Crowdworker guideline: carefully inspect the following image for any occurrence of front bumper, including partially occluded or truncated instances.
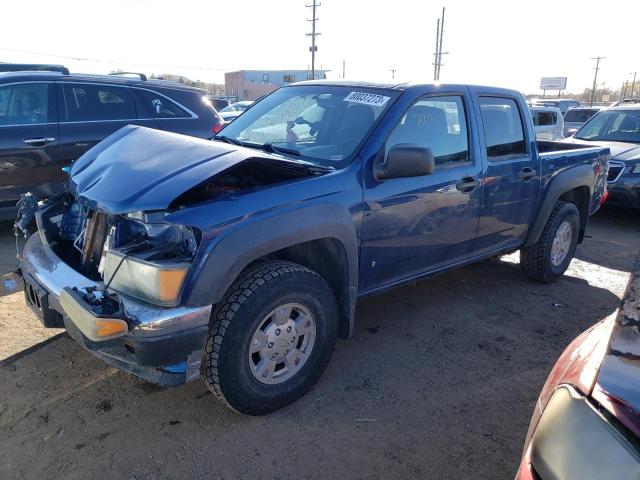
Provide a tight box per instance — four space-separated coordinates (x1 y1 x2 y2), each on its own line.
20 233 212 386
607 175 640 209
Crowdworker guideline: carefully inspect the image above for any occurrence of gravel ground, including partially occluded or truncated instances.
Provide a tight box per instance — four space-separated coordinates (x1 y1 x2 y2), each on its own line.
1 206 639 480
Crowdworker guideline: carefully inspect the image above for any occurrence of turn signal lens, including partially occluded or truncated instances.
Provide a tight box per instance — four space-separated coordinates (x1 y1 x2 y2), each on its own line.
96 318 128 338
157 268 188 304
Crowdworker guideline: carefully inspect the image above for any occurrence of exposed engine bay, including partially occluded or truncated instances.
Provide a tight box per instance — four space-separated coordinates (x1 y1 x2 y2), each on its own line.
169 158 315 210
36 193 198 282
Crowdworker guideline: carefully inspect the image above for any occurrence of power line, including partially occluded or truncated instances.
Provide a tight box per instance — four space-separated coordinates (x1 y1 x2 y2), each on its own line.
0 47 233 72
305 0 321 79
589 56 605 106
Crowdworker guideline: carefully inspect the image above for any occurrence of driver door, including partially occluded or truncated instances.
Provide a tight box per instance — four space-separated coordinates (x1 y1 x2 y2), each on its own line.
359 92 483 292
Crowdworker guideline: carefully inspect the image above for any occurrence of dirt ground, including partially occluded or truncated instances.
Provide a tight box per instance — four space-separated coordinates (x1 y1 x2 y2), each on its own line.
1 206 639 480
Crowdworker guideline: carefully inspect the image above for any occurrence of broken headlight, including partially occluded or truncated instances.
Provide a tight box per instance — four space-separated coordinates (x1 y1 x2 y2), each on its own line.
102 217 199 307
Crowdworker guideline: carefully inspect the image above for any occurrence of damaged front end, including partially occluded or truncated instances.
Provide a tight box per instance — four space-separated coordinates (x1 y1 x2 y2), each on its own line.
18 192 211 385
39 194 198 307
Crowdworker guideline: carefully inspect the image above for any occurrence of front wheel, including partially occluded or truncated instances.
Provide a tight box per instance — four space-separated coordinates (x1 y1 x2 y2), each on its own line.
201 260 338 415
520 201 580 283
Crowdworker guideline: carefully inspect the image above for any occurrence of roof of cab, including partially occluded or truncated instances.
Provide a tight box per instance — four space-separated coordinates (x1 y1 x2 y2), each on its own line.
291 79 407 89
289 80 525 96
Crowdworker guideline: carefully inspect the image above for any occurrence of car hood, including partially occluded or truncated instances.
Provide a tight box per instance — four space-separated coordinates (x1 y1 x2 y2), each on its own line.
592 262 640 438
70 125 304 214
563 137 640 161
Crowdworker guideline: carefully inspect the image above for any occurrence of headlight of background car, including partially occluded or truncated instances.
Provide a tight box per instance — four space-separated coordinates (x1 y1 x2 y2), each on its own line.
103 250 189 307
630 164 640 174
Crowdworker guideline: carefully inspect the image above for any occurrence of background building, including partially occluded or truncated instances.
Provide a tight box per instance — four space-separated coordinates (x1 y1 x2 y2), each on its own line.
225 69 329 101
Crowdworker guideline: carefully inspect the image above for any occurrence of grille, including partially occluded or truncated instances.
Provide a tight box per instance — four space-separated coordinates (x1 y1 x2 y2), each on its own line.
607 161 625 183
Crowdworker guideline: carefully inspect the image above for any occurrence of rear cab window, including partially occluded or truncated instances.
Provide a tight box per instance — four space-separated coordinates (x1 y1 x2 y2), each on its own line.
479 97 527 160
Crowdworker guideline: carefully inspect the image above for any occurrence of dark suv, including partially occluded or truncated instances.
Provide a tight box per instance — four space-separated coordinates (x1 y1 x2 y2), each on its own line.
0 68 224 219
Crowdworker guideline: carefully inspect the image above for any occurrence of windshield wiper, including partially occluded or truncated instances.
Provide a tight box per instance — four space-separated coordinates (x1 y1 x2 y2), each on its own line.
213 135 243 146
261 144 301 156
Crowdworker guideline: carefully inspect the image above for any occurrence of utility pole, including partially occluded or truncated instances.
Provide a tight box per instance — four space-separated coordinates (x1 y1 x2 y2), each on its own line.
437 7 445 80
389 69 396 79
631 71 638 98
342 59 345 79
589 56 605 107
433 18 440 81
306 0 321 80
432 8 448 81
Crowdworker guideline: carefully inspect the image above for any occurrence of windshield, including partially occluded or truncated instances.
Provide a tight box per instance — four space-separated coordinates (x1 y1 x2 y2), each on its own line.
575 110 640 143
564 109 599 123
216 85 400 167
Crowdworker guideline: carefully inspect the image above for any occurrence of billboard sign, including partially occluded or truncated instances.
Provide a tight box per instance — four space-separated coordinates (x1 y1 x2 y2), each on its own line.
540 77 567 90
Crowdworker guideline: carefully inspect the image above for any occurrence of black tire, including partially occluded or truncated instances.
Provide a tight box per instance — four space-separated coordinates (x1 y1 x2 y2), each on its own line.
520 201 580 283
201 260 338 415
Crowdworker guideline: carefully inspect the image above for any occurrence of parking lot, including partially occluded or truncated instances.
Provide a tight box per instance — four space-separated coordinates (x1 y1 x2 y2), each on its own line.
0 206 637 480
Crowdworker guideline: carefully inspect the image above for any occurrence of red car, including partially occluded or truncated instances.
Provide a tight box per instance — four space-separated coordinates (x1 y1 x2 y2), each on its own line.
516 260 640 479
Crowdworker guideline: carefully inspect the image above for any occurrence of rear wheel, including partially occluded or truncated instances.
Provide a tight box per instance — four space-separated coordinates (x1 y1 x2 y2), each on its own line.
201 260 338 415
520 201 580 283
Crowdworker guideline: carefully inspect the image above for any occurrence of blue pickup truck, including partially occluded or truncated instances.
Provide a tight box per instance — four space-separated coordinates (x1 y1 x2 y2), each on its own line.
15 81 609 415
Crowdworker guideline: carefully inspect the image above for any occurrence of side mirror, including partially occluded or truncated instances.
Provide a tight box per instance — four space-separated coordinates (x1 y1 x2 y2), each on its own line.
374 144 435 180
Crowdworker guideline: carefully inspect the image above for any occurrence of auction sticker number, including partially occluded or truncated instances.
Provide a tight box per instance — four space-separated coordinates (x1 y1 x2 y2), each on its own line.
343 91 390 107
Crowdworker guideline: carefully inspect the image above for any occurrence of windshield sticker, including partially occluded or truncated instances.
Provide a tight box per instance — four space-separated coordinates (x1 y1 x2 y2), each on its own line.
343 91 390 107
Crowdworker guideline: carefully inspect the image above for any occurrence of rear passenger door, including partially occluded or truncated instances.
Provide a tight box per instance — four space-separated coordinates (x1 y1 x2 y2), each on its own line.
58 82 156 166
472 96 540 254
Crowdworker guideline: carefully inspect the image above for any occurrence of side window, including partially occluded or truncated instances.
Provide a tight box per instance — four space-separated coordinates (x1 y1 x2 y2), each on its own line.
0 83 50 125
479 97 527 160
63 83 136 122
386 95 470 168
135 89 191 118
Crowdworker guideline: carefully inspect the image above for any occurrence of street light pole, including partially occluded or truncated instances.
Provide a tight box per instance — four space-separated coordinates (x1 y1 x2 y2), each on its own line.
631 71 638 98
589 56 605 107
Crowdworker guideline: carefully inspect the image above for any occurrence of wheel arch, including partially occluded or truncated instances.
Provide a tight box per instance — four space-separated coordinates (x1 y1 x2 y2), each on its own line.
524 165 594 247
183 204 358 339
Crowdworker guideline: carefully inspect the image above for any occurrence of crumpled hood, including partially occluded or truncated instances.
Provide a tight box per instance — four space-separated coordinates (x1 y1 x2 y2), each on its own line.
71 125 257 214
563 137 640 161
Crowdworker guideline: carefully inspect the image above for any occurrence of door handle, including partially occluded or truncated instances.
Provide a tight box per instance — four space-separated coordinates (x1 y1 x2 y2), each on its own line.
519 167 537 180
23 137 56 146
456 176 479 193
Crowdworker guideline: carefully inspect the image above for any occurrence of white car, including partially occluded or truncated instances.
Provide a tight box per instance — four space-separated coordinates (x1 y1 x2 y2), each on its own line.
219 101 254 122
530 106 564 141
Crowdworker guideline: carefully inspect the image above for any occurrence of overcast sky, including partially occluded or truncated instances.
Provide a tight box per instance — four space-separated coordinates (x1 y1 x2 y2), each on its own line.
1 0 637 94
